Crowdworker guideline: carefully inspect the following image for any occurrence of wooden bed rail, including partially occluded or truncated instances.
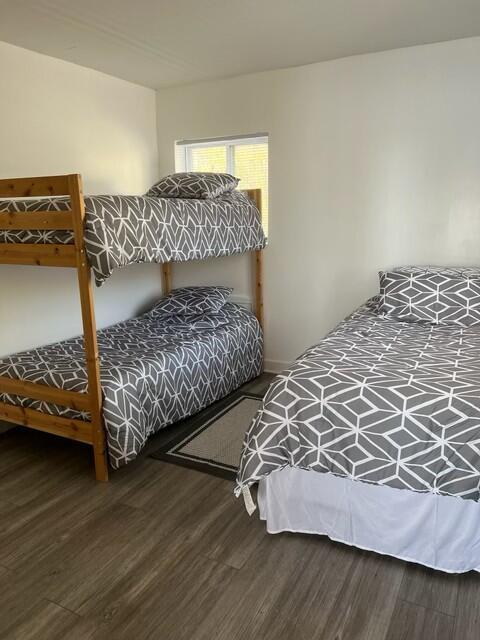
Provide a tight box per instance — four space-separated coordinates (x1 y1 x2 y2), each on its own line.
0 402 94 444
0 210 75 230
0 376 90 411
0 244 77 267
0 175 72 198
0 173 108 481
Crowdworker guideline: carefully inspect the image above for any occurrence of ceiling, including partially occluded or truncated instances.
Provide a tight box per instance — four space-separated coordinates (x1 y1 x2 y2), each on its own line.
1 0 480 89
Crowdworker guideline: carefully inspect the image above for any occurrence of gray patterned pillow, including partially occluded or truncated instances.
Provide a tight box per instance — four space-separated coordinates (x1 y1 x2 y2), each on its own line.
379 266 480 327
146 173 239 199
152 286 233 317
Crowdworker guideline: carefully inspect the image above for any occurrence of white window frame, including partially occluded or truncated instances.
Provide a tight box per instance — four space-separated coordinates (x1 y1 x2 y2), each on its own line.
178 134 268 174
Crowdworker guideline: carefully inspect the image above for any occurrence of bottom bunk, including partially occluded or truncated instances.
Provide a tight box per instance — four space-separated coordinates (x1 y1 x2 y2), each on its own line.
0 301 263 469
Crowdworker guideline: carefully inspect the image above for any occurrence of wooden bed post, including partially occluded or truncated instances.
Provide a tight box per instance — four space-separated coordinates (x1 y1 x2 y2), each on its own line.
246 189 264 331
69 174 108 482
254 249 264 330
161 262 172 295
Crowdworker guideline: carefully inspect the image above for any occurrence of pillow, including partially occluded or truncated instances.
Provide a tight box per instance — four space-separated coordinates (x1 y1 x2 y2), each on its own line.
378 266 480 327
152 286 232 317
146 173 239 199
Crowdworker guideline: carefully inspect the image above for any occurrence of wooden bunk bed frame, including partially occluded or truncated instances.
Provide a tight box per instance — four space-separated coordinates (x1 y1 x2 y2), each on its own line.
0 174 264 482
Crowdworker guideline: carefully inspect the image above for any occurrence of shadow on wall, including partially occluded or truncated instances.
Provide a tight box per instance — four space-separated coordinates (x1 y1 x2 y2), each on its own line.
0 262 163 358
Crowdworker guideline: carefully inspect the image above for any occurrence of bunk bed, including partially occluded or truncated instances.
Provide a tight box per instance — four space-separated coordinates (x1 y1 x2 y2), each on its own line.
0 174 266 481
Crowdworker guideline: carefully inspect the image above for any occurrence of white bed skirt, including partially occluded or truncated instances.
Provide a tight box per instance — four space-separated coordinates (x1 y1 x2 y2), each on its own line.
257 468 480 573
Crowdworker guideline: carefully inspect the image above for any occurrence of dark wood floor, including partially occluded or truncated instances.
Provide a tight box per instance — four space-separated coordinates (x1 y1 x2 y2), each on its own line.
0 373 479 639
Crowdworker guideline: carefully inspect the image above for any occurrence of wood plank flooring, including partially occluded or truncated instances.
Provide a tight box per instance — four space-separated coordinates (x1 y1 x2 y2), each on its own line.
0 373 479 639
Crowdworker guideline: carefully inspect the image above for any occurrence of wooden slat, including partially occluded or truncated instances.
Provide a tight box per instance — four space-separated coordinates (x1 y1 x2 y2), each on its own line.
0 401 93 444
0 243 76 267
0 376 90 412
0 175 70 198
0 210 74 231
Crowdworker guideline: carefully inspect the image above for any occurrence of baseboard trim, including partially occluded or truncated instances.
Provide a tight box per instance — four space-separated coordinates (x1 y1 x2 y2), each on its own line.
264 359 290 374
230 295 252 312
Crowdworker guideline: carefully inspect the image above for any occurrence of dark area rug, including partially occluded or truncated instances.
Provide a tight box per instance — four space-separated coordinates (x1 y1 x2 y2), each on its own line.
150 390 263 480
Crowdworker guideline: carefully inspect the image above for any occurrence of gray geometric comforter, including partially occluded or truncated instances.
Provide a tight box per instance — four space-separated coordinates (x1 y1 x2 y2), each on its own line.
0 303 263 468
0 191 266 286
236 298 480 503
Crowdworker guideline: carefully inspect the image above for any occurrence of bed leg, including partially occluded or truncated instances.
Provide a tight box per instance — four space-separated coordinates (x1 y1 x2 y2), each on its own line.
91 415 108 481
93 437 109 482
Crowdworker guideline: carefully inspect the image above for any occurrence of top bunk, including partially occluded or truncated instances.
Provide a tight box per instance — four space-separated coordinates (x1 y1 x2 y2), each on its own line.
0 173 266 286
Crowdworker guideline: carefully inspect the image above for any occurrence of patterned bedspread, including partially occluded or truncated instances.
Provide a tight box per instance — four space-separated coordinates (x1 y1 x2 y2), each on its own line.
236 298 480 503
0 191 266 285
0 303 263 468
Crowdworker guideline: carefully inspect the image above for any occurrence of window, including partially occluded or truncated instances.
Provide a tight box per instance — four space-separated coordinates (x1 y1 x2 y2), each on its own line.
176 134 269 235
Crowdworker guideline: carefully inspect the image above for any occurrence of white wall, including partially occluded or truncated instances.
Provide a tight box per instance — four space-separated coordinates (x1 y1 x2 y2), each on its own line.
0 41 160 356
156 37 480 371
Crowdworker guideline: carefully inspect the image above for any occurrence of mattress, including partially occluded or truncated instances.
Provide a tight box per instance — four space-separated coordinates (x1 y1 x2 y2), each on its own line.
0 303 263 468
0 191 266 285
236 297 480 503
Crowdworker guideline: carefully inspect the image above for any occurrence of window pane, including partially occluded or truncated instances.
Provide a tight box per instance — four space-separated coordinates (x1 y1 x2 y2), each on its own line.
177 137 269 235
234 143 269 235
189 145 227 173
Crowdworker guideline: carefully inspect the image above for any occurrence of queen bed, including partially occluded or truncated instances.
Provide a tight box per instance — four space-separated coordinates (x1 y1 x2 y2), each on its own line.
236 267 480 572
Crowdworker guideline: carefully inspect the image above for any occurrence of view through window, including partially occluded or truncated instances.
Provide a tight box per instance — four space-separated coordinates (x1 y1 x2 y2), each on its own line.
176 135 269 235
